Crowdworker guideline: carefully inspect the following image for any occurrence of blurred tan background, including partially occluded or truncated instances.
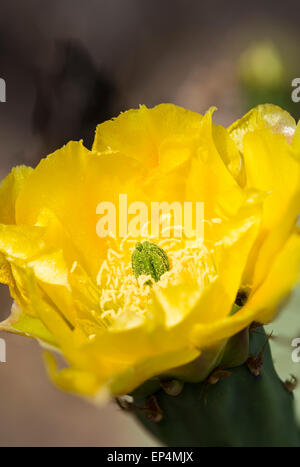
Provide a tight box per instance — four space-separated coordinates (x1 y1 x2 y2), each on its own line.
0 0 299 446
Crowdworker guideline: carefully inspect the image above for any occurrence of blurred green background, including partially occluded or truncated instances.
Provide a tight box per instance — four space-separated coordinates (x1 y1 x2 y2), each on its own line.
0 0 299 446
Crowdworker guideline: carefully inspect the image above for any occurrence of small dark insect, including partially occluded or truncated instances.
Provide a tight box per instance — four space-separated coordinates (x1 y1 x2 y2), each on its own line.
235 289 249 307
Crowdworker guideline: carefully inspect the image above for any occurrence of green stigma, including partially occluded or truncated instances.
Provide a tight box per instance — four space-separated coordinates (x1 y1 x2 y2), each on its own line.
131 241 169 283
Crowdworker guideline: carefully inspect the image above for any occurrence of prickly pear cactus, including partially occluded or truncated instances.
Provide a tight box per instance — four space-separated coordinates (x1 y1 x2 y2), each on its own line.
131 327 300 447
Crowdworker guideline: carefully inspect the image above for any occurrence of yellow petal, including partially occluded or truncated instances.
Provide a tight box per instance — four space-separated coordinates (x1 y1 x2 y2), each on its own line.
16 269 75 350
44 352 104 398
153 206 260 349
243 129 299 230
16 141 144 279
245 231 300 322
0 252 14 287
212 123 244 186
0 224 46 260
191 232 300 347
0 165 33 224
250 190 300 290
0 301 56 345
109 346 200 396
185 110 246 219
228 104 296 151
93 104 204 169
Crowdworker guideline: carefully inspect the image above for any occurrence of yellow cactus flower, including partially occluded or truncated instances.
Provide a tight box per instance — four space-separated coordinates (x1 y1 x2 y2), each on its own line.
0 103 299 400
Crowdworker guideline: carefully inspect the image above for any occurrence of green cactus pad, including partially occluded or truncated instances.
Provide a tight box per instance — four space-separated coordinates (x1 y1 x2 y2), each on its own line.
132 327 300 447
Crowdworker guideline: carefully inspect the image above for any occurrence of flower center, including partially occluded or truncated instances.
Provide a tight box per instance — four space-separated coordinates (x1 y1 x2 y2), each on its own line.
96 234 216 328
131 241 169 283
